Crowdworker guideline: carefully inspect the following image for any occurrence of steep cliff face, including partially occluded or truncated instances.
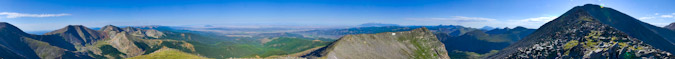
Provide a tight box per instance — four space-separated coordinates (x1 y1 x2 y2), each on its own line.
303 27 449 59
489 4 674 59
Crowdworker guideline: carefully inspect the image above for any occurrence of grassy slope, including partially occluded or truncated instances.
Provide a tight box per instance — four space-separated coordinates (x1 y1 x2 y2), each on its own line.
189 37 329 58
115 26 333 58
127 48 210 59
261 37 330 57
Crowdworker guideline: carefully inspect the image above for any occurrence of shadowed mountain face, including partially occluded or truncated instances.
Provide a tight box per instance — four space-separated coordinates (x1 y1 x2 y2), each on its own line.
666 23 675 31
489 4 675 58
303 27 449 59
0 22 40 59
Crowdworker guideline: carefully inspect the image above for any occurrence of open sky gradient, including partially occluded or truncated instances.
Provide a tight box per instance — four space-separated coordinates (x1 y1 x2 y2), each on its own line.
1 0 674 31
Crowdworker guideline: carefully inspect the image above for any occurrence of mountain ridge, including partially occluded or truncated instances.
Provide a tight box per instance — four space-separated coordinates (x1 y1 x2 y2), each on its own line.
302 27 450 59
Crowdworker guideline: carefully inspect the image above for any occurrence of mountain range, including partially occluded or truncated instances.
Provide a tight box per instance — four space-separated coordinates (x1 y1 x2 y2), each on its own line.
295 24 536 58
2 4 675 59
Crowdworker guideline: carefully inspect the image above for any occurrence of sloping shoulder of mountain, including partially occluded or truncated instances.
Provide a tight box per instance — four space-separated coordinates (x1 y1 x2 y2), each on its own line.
127 47 210 59
0 22 40 59
302 27 449 59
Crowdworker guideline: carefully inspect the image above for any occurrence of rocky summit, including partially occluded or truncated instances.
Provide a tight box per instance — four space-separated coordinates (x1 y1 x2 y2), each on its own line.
488 4 674 59
303 27 449 59
666 22 675 31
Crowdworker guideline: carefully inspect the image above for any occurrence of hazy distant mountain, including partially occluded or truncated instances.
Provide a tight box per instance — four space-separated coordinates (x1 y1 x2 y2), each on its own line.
489 4 674 58
303 27 449 59
665 22 675 31
358 23 400 27
480 26 496 31
484 26 536 42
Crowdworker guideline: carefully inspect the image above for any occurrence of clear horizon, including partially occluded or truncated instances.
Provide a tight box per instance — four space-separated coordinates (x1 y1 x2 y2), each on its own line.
1 0 674 31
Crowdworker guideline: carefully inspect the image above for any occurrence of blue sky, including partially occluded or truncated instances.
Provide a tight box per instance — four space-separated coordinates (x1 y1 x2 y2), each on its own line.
1 0 674 31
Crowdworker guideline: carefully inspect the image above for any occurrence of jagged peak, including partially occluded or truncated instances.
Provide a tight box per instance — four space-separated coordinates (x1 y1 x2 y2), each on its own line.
66 25 85 27
64 25 89 30
103 25 116 27
101 25 124 32
45 25 98 35
60 25 89 30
